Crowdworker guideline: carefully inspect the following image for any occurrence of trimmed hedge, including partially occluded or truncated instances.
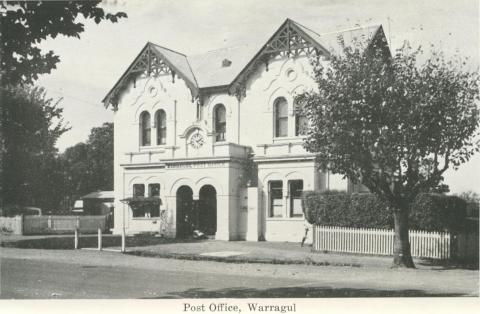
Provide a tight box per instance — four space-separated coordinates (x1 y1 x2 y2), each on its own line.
409 193 467 232
303 191 393 229
303 191 468 232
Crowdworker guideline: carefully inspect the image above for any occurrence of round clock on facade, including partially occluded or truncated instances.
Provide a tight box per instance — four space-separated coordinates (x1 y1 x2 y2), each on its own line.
189 131 205 149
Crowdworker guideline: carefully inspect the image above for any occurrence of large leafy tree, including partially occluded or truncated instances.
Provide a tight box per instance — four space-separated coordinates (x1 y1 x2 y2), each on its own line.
61 123 113 208
0 1 125 210
1 86 70 210
0 1 127 85
296 38 479 268
61 142 89 207
86 122 114 191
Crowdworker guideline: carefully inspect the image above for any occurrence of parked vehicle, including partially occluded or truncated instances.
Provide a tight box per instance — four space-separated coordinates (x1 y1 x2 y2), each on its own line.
71 200 84 214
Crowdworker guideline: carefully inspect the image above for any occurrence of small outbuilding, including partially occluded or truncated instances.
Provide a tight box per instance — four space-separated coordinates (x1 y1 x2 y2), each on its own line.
80 191 115 215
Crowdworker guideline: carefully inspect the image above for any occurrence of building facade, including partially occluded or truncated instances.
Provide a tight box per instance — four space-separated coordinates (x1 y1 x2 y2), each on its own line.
103 19 387 242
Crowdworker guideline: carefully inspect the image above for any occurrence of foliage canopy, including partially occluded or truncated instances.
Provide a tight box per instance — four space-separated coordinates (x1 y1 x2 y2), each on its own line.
61 122 114 206
296 37 480 209
1 86 70 209
0 1 127 85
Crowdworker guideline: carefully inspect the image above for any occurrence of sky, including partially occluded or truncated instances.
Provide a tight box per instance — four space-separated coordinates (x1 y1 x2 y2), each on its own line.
36 0 479 194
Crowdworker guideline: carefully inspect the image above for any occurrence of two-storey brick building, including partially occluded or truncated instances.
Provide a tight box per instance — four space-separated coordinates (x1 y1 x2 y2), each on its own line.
102 19 387 242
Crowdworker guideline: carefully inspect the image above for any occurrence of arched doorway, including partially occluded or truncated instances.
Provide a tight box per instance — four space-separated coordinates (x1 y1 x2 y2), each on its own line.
176 186 193 238
198 185 217 236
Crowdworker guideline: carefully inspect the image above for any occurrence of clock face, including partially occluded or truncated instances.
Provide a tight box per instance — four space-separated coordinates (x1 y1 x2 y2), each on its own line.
189 131 205 149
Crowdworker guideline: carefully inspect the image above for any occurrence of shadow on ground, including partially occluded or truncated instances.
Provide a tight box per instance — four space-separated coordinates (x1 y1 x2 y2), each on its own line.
150 286 466 298
417 258 479 271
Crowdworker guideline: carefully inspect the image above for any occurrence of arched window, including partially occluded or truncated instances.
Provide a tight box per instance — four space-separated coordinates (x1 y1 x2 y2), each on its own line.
214 104 226 142
155 110 167 145
140 111 151 146
274 97 288 137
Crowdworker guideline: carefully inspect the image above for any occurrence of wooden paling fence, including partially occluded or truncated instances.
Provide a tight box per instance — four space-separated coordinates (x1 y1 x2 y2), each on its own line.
313 225 453 259
20 215 108 235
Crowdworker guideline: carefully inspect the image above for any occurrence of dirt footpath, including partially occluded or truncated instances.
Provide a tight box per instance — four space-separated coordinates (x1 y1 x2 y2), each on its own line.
1 247 478 298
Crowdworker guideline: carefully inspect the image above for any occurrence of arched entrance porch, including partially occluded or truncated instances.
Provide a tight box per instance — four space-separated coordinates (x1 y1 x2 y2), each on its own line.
198 185 217 236
176 185 193 238
175 184 218 238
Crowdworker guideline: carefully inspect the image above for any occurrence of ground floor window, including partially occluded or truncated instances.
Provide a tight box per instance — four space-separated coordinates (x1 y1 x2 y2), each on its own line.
133 184 145 197
289 180 303 217
131 183 160 218
269 181 283 217
148 183 160 197
132 206 159 218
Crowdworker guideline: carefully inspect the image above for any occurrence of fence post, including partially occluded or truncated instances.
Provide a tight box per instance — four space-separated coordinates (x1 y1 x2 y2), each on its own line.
121 227 126 253
98 228 102 251
74 228 79 250
19 214 24 235
450 232 458 260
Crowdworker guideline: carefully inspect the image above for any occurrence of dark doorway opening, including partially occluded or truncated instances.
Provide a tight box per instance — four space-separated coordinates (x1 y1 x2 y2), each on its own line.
198 185 217 236
176 186 193 238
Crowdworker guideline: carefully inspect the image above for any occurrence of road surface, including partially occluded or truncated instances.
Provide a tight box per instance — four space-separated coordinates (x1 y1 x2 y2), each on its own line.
0 248 478 298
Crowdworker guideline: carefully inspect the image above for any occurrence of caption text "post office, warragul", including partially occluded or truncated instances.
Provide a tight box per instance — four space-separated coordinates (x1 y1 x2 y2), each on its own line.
183 302 297 313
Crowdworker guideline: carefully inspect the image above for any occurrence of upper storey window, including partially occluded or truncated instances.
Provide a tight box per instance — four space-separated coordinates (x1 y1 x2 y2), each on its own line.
295 103 308 136
214 104 226 142
156 110 167 145
140 111 151 146
274 97 288 137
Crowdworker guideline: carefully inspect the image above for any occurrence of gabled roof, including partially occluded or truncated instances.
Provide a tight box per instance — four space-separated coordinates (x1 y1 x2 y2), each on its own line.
188 44 259 89
309 24 383 55
103 18 387 107
151 43 198 88
102 43 198 107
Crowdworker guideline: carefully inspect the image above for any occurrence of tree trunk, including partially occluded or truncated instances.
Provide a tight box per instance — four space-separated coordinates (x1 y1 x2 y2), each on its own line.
392 207 415 268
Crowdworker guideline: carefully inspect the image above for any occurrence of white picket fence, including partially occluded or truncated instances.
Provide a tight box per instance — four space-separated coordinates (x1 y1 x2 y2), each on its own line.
313 225 453 259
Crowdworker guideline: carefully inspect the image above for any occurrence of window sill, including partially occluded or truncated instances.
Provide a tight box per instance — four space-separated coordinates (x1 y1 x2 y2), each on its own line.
139 145 167 151
132 217 161 221
273 136 306 142
266 217 305 222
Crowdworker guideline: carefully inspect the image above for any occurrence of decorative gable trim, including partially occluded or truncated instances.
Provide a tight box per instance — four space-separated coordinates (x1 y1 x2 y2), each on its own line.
102 42 198 110
263 19 327 57
228 19 330 101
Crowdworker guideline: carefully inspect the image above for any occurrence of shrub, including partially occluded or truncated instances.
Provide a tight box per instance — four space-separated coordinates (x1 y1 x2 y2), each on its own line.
303 191 468 232
410 193 467 232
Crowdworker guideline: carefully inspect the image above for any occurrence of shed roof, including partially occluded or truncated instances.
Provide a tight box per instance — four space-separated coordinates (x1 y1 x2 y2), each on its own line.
82 191 115 199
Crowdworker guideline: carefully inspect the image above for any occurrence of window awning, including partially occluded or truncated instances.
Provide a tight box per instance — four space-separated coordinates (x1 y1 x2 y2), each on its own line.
120 197 162 210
